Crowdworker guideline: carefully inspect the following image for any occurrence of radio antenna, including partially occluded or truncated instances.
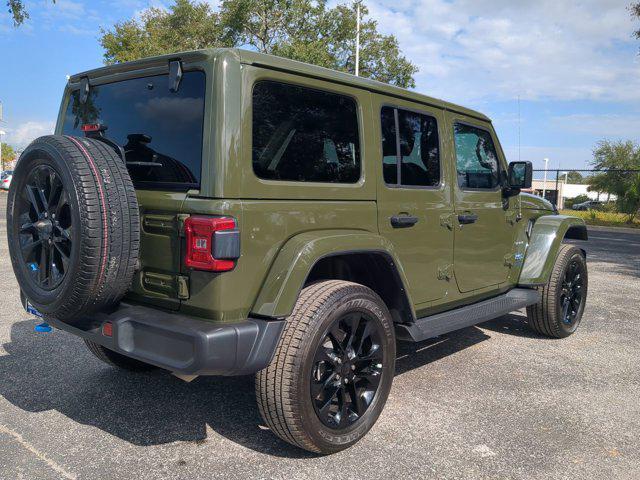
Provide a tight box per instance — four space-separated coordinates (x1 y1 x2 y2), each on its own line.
517 95 521 162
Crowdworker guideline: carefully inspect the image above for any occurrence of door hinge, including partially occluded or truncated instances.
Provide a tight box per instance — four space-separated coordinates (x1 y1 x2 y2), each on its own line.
177 214 190 237
176 275 190 299
439 213 455 231
504 252 525 268
437 264 453 281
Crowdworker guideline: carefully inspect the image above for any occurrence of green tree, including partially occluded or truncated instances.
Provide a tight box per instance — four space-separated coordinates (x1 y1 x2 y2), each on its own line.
5 0 56 26
100 0 418 88
1 143 16 170
565 170 583 184
589 140 640 222
100 0 233 65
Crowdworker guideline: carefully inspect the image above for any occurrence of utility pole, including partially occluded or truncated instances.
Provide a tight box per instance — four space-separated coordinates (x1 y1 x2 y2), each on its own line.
0 101 4 171
355 1 362 77
0 130 5 172
542 157 549 200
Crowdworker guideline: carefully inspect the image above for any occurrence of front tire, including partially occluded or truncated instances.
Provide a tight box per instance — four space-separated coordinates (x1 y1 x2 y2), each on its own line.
256 280 396 454
526 244 588 338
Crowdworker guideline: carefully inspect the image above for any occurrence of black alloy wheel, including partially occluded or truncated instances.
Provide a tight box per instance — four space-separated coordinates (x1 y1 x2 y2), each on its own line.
16 164 73 290
559 259 585 326
311 312 384 429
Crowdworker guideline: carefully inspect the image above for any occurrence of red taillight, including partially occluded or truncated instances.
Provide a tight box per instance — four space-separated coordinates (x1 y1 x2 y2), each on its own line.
81 123 103 132
184 216 238 272
102 321 113 337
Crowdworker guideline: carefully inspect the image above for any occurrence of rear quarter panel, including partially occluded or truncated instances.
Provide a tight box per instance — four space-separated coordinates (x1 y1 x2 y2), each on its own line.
179 198 378 322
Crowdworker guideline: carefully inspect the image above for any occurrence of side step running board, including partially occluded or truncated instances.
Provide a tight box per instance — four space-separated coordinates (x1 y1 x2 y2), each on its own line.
396 288 540 342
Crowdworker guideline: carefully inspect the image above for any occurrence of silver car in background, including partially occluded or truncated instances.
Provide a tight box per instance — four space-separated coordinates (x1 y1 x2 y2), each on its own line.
1 171 13 190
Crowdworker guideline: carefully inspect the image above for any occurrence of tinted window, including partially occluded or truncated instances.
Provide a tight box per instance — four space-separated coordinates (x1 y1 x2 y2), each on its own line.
381 107 440 187
252 81 360 183
454 123 501 189
381 107 398 184
63 71 205 189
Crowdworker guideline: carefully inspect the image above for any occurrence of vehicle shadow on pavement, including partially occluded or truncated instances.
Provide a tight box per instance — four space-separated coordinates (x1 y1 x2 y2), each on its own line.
0 315 526 457
478 312 549 339
395 324 490 375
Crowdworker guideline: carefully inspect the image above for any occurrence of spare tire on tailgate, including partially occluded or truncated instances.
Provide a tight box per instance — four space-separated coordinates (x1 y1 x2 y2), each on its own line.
7 135 140 321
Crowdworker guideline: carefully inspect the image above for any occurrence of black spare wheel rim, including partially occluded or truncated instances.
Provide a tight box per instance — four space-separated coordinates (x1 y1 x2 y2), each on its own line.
559 259 585 326
16 164 73 290
311 311 385 429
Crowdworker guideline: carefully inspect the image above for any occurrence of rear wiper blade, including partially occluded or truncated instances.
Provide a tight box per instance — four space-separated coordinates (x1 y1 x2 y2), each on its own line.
126 162 163 167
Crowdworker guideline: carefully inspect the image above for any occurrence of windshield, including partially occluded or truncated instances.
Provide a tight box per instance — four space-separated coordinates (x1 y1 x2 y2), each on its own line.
62 71 206 190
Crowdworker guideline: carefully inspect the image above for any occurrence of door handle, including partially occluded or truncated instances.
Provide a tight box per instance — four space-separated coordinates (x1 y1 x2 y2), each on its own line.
457 213 478 225
390 215 419 228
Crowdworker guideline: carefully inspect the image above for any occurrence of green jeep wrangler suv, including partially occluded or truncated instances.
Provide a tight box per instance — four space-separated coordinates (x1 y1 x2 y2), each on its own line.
7 49 588 454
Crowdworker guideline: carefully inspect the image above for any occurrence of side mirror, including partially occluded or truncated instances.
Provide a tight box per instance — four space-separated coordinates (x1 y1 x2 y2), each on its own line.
507 161 532 189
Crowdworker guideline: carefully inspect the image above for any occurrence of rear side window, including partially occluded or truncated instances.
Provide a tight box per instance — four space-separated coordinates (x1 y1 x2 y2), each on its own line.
252 81 360 183
381 106 440 187
62 71 206 190
454 123 501 190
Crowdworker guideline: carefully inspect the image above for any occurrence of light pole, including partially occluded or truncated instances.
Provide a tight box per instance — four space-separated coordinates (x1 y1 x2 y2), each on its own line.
0 130 5 171
542 157 549 200
355 1 362 77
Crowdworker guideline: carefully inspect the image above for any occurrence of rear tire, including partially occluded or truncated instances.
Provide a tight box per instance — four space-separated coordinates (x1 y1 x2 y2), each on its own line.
526 244 588 338
84 340 156 372
7 135 139 321
256 280 396 454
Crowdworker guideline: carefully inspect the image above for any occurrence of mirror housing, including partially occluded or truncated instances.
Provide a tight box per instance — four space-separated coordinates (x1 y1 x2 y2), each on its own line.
503 161 533 197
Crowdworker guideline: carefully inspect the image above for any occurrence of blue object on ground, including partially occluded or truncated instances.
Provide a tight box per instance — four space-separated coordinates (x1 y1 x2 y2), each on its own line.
34 322 52 333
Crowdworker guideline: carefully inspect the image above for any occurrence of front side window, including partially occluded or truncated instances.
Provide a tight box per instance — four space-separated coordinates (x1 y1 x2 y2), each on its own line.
63 71 206 190
381 106 440 187
252 81 360 183
454 123 501 189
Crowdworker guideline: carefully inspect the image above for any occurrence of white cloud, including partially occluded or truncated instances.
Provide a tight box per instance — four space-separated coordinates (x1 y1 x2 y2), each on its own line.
551 114 640 138
3 121 56 150
367 0 640 104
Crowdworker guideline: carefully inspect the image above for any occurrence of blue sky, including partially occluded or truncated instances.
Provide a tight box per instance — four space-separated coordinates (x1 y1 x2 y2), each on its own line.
1 0 639 171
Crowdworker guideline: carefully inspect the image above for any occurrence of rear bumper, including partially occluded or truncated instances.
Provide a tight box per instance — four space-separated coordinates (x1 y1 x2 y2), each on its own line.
49 303 285 376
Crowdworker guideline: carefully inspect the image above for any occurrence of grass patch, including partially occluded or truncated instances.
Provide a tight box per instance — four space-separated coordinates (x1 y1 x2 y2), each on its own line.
560 209 640 229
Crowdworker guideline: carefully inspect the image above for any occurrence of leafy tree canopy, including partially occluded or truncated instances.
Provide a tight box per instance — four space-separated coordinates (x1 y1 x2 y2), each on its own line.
565 170 584 184
1 143 16 169
589 139 640 222
100 0 418 88
5 0 57 26
6 0 29 26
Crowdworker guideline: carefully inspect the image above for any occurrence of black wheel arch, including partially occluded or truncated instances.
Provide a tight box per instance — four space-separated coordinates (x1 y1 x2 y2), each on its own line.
304 250 415 325
564 224 588 241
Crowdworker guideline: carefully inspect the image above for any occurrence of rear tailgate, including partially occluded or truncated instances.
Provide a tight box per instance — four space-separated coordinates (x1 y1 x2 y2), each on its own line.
127 190 187 310
59 65 207 310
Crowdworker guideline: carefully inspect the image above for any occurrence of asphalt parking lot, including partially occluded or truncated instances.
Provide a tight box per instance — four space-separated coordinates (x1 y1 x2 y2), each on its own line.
0 192 638 480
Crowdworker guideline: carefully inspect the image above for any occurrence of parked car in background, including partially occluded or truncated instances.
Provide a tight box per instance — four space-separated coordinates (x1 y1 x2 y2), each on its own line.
573 200 603 211
1 171 13 190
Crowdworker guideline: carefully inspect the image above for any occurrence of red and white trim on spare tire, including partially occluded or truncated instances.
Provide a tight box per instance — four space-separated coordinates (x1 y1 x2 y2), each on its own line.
65 136 109 291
